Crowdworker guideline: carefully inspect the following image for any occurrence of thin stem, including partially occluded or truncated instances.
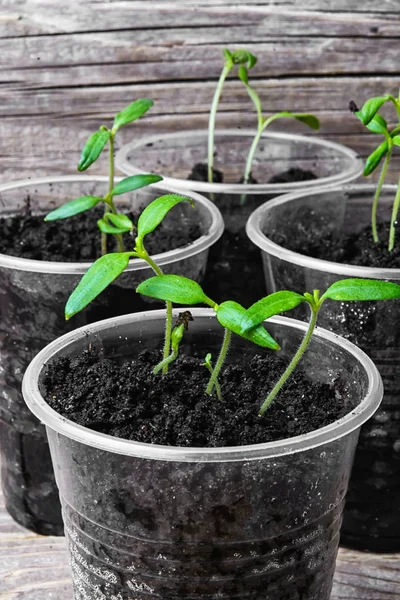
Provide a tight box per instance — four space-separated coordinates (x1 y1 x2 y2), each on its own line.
389 173 400 252
101 132 116 255
258 304 319 416
203 358 222 400
153 349 178 374
372 145 392 243
243 125 262 185
208 64 231 183
205 328 231 395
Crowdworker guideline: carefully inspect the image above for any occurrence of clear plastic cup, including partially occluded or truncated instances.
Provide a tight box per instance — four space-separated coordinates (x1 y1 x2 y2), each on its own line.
23 308 382 599
116 129 363 305
0 175 223 535
246 183 400 552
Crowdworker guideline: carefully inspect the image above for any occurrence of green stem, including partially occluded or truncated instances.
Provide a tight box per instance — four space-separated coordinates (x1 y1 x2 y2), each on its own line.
372 145 392 243
243 125 262 186
153 349 178 374
208 64 231 183
389 173 400 252
203 358 222 400
258 304 319 416
205 328 231 395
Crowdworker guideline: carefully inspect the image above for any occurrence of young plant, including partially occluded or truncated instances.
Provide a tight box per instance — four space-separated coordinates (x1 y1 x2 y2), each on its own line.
45 99 160 255
238 65 319 190
350 93 400 251
137 274 400 415
208 48 257 183
65 194 195 373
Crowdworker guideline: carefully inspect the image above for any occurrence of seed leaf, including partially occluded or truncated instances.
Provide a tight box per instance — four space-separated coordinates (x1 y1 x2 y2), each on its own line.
290 112 320 130
112 174 163 196
366 114 388 135
232 49 257 69
137 194 194 243
44 196 102 221
364 140 388 176
97 218 127 235
356 95 390 126
137 274 213 306
216 301 280 350
78 129 111 171
113 99 153 132
107 213 133 231
240 291 306 333
65 252 132 319
321 278 400 302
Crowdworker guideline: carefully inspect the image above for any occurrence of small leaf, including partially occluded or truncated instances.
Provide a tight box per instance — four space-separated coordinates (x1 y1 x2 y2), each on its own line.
113 99 153 132
363 140 388 176
137 274 214 306
107 213 133 231
366 114 388 135
97 217 128 235
293 113 320 131
321 278 400 302
112 174 163 196
223 48 233 63
240 291 306 333
78 129 111 171
356 95 390 126
238 65 248 84
44 196 102 221
392 135 400 147
137 194 194 242
232 49 257 69
217 301 280 350
65 253 132 319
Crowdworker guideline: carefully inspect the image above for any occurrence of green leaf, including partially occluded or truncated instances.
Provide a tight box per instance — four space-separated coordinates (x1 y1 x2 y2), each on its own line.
366 114 388 135
356 95 390 126
44 196 102 221
107 213 133 231
111 174 163 196
78 129 111 171
321 278 400 302
136 274 214 306
240 291 306 333
97 217 129 235
113 99 153 132
392 135 400 147
216 301 280 350
65 253 132 319
223 48 233 63
136 194 194 243
363 140 388 176
238 65 248 85
292 113 320 131
232 49 257 69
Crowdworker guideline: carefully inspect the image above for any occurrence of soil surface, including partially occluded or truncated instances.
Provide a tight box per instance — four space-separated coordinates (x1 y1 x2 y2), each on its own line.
42 347 353 447
0 206 201 262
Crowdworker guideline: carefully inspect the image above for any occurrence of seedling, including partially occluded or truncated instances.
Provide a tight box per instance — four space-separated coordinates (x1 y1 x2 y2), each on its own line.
45 99 161 255
208 48 257 183
238 65 319 192
137 274 400 415
350 93 400 251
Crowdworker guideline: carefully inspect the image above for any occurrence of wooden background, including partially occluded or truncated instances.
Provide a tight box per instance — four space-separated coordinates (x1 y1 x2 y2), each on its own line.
1 1 400 598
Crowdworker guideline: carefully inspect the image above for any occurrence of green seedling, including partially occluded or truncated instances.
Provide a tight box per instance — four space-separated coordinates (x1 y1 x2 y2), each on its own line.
208 48 257 183
238 65 319 194
350 93 400 251
45 99 160 255
65 194 195 374
153 311 194 374
137 274 400 415
202 353 222 401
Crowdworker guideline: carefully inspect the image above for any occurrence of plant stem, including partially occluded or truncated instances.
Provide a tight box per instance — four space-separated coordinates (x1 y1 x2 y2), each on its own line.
258 304 319 416
205 328 231 395
243 125 262 186
153 349 178 374
372 145 392 243
389 173 400 252
203 358 222 400
208 64 231 183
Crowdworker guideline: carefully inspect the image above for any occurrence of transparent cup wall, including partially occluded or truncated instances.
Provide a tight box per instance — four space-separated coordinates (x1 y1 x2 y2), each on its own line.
247 184 400 551
23 310 381 599
0 176 222 535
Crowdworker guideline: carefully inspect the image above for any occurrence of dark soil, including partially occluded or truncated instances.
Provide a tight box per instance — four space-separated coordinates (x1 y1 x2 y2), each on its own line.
0 206 201 262
42 348 353 447
268 166 317 184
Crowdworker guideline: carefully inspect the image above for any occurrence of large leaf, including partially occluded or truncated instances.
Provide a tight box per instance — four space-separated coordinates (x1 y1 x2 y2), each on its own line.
78 129 111 171
216 301 280 350
366 114 388 135
65 253 132 319
44 196 102 221
240 291 306 333
137 194 194 242
136 274 214 306
113 99 153 132
111 174 163 196
321 278 400 302
363 140 388 176
356 95 390 126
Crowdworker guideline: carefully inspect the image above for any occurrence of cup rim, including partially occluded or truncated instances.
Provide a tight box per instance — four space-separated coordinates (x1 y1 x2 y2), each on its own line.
115 129 364 194
0 175 224 274
22 308 383 462
246 182 400 280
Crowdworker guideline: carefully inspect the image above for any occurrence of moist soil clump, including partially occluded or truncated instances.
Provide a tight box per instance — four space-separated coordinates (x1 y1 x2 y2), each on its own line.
43 348 353 447
0 206 201 262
